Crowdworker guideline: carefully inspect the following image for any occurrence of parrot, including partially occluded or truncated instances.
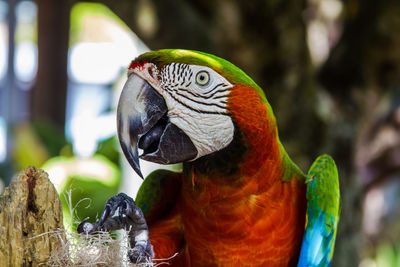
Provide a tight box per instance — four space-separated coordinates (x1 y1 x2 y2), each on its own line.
78 49 340 267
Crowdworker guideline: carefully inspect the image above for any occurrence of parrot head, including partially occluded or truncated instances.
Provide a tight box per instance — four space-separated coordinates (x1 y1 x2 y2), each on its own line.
117 49 277 178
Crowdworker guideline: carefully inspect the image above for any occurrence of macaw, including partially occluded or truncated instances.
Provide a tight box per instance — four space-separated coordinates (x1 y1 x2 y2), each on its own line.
78 49 340 267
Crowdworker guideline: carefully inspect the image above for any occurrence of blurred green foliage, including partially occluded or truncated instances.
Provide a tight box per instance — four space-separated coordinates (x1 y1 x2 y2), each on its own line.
32 120 68 157
13 122 51 170
96 136 120 167
374 242 400 267
43 154 121 231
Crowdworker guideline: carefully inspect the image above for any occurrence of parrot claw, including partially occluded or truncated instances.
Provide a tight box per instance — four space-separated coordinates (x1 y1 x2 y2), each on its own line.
129 244 154 263
77 217 96 234
77 193 154 263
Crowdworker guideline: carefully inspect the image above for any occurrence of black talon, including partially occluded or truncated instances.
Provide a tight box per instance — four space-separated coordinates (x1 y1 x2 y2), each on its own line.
119 205 124 223
129 246 151 263
98 204 111 226
77 217 90 234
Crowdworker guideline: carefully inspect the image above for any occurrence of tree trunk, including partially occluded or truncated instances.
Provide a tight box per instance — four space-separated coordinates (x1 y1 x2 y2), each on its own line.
31 0 71 128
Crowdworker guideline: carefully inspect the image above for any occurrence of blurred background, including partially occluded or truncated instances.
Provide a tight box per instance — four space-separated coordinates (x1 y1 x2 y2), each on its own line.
0 0 399 266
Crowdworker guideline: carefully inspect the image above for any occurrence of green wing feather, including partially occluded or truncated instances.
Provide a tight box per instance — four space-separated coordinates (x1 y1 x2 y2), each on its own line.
298 154 341 267
135 169 181 223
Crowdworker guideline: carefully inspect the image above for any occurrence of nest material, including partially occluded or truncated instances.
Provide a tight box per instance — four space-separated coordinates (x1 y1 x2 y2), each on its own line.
38 228 152 267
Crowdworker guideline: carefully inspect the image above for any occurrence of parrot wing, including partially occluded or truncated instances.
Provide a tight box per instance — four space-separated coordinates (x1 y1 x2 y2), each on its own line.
297 155 341 267
135 169 182 224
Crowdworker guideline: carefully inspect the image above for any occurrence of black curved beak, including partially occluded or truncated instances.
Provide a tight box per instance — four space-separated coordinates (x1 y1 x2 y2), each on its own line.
117 74 197 178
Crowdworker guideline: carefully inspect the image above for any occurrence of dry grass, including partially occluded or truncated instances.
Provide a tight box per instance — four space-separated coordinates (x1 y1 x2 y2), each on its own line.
33 228 142 266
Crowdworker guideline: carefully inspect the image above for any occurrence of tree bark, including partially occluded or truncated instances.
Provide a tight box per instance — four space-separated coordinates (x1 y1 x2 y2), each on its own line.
0 167 64 266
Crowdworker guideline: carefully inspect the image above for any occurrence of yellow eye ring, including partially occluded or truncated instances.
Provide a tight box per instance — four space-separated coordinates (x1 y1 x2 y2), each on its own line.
195 71 210 86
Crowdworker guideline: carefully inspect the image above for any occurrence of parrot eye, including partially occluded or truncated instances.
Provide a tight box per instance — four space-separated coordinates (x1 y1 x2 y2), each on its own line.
195 71 210 86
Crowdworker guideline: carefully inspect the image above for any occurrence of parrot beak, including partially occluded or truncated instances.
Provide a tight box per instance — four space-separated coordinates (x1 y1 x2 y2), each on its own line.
117 74 197 178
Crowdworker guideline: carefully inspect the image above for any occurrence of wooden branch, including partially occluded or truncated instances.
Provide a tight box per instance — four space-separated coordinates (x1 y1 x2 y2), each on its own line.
0 167 65 266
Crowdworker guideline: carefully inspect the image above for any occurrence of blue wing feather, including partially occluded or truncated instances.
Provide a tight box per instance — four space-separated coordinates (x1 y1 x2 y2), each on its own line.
298 155 340 267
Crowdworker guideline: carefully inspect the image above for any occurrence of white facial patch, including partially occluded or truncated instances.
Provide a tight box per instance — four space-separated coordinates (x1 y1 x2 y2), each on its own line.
168 109 234 159
133 63 235 159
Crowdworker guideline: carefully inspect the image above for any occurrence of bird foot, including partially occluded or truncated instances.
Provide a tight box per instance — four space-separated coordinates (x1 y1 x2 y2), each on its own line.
77 193 154 263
